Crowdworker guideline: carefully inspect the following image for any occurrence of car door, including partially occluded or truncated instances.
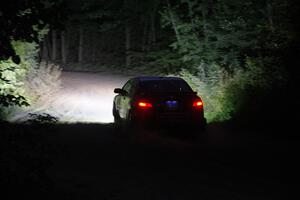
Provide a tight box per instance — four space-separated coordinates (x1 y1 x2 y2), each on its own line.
119 80 134 119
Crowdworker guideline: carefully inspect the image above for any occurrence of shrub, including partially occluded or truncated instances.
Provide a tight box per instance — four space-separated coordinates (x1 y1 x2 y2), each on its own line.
178 63 232 122
0 40 40 119
24 62 62 104
27 113 59 124
0 40 62 121
178 56 287 123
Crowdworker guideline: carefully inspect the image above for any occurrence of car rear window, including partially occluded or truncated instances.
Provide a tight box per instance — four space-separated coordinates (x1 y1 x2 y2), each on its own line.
139 80 193 93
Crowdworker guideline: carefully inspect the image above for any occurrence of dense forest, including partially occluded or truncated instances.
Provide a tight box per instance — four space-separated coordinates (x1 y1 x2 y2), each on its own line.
1 0 299 126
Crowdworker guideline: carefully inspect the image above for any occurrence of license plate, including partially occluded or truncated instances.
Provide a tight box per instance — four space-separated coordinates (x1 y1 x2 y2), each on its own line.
166 100 178 110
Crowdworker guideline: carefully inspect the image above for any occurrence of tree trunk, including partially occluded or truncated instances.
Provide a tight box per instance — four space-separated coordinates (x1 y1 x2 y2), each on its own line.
38 42 43 62
125 22 131 67
149 13 156 44
42 35 50 61
186 0 194 18
266 0 274 31
91 31 96 63
166 0 181 42
51 30 57 61
186 0 197 31
78 26 84 63
201 9 208 43
61 30 67 64
142 17 149 51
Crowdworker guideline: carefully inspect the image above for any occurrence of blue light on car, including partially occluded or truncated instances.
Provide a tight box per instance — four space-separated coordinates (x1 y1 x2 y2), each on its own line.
166 100 178 108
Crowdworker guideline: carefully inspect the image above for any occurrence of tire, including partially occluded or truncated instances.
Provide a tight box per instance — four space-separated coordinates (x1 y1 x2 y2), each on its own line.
186 119 206 139
113 104 124 135
125 111 144 140
125 111 136 130
196 117 207 132
113 112 121 124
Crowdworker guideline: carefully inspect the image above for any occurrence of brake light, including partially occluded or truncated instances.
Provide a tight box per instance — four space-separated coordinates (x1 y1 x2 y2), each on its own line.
137 101 153 109
193 100 203 108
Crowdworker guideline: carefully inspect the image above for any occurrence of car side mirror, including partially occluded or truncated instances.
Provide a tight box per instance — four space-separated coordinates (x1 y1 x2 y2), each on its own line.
114 88 128 96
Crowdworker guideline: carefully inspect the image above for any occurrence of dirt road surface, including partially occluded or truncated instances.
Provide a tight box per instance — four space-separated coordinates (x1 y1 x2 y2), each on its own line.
7 71 289 199
12 71 132 123
41 71 133 123
44 123 289 200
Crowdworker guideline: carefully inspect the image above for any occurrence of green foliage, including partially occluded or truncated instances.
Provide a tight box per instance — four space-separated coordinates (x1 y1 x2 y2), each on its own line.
145 49 183 74
0 41 38 105
178 55 287 122
0 61 28 107
0 30 62 120
178 64 233 122
0 0 66 63
159 0 294 123
161 1 263 69
0 36 45 118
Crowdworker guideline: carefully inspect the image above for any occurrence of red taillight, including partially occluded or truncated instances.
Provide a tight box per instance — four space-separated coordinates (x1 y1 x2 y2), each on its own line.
193 100 203 108
137 101 152 109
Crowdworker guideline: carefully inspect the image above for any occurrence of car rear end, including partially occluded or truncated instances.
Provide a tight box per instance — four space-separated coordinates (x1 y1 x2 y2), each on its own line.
130 78 206 130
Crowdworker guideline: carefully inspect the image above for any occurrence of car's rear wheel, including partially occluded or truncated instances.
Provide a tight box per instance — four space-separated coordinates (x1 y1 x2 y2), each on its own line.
126 110 138 130
113 104 120 122
185 119 207 139
113 104 124 135
114 114 121 125
125 110 145 140
194 117 207 131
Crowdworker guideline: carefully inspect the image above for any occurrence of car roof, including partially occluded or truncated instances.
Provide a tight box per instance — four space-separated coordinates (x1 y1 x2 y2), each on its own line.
133 76 184 82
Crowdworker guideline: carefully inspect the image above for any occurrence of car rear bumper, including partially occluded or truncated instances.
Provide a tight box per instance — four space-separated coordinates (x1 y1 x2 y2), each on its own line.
131 109 206 128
